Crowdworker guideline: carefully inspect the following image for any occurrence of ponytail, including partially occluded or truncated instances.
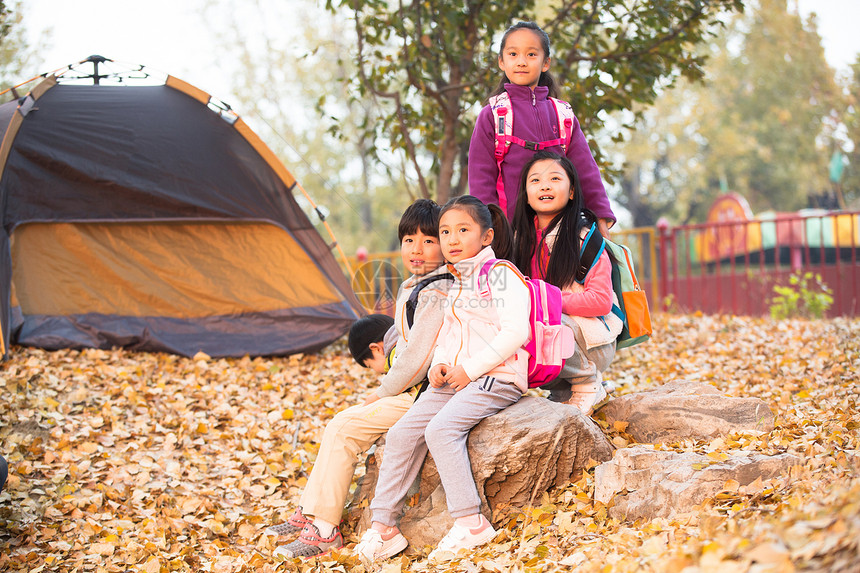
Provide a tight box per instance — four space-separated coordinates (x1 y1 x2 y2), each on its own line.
487 203 514 260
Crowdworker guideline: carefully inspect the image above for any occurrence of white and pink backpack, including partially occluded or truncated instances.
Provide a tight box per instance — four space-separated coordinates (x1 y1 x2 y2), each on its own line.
489 91 575 215
478 259 575 388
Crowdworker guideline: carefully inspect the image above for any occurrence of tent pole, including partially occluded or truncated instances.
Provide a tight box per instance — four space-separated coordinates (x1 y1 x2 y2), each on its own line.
294 180 354 278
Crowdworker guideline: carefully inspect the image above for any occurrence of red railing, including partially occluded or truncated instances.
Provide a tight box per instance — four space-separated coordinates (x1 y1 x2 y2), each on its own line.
657 211 860 317
341 212 859 318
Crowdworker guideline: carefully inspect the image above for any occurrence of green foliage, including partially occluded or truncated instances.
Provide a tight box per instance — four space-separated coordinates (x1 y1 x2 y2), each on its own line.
617 0 843 226
202 0 412 256
0 2 8 41
769 271 833 320
328 0 744 205
841 56 860 208
729 1 840 214
0 1 41 93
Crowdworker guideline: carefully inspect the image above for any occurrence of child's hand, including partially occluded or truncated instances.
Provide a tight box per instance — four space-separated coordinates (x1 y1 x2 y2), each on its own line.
444 365 471 391
363 391 380 406
598 218 613 239
429 364 448 387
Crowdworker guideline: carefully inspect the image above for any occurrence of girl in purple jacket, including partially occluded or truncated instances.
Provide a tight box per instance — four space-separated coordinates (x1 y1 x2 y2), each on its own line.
468 21 616 238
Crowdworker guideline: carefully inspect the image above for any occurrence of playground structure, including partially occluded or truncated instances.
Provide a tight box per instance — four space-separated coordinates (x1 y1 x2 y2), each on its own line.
657 194 859 317
657 210 860 317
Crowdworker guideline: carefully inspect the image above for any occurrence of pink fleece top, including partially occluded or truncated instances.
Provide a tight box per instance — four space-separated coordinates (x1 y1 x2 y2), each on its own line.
468 83 616 224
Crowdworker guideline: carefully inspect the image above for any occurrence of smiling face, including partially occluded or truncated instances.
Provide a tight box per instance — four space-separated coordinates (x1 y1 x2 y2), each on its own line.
439 207 494 264
400 230 444 276
526 159 574 228
498 28 551 88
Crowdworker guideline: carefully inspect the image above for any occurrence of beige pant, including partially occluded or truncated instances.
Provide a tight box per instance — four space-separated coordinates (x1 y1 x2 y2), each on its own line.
299 391 415 524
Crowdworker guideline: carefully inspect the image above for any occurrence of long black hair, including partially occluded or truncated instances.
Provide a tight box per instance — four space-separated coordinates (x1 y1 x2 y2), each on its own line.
512 150 597 289
486 21 559 103
440 195 514 261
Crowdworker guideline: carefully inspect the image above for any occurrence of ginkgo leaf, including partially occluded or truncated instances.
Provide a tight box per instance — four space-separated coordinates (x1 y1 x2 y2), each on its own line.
1 316 858 572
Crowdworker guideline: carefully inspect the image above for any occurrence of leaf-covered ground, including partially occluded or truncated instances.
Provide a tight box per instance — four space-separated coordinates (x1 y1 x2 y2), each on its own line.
1 314 858 573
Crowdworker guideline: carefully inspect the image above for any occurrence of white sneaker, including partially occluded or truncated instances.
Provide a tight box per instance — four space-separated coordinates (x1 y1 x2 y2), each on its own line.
428 517 497 562
566 382 609 415
353 528 408 562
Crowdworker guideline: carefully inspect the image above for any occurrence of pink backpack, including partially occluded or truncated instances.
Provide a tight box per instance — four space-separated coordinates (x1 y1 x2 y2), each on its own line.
478 259 576 388
489 91 575 215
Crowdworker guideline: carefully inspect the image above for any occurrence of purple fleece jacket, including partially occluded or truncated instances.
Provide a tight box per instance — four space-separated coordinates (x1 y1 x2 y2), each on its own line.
468 83 615 223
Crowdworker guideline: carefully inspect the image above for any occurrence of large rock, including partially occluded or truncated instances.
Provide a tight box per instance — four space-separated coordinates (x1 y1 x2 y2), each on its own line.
347 396 613 550
599 380 775 443
594 445 801 520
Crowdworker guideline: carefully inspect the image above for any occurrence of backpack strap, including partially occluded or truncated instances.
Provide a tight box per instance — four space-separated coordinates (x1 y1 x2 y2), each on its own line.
489 93 576 214
477 259 500 297
575 222 606 284
405 272 454 329
385 346 396 372
478 258 528 298
490 94 512 215
548 97 575 152
608 254 626 324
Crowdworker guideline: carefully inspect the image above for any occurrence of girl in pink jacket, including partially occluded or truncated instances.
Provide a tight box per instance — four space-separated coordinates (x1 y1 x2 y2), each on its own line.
512 151 621 414
354 196 530 563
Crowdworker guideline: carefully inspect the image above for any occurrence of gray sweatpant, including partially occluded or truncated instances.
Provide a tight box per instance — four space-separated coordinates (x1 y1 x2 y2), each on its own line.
369 376 522 524
544 318 616 402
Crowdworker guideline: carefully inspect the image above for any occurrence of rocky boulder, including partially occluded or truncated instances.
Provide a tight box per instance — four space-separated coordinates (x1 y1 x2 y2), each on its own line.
347 381 789 544
347 395 614 550
594 445 801 520
599 380 775 443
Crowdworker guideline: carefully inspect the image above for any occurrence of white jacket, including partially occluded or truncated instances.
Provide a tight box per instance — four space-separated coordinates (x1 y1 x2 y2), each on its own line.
431 246 531 392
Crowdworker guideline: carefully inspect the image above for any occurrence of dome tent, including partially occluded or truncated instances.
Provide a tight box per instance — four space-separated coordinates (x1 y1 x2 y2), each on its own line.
0 57 364 358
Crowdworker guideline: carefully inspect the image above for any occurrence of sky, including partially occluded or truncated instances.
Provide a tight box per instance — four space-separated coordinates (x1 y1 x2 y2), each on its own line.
20 0 860 105
796 0 859 74
22 0 234 98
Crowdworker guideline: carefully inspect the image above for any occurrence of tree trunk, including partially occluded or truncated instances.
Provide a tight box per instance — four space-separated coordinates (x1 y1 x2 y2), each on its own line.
622 164 655 228
435 83 464 206
358 128 373 232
